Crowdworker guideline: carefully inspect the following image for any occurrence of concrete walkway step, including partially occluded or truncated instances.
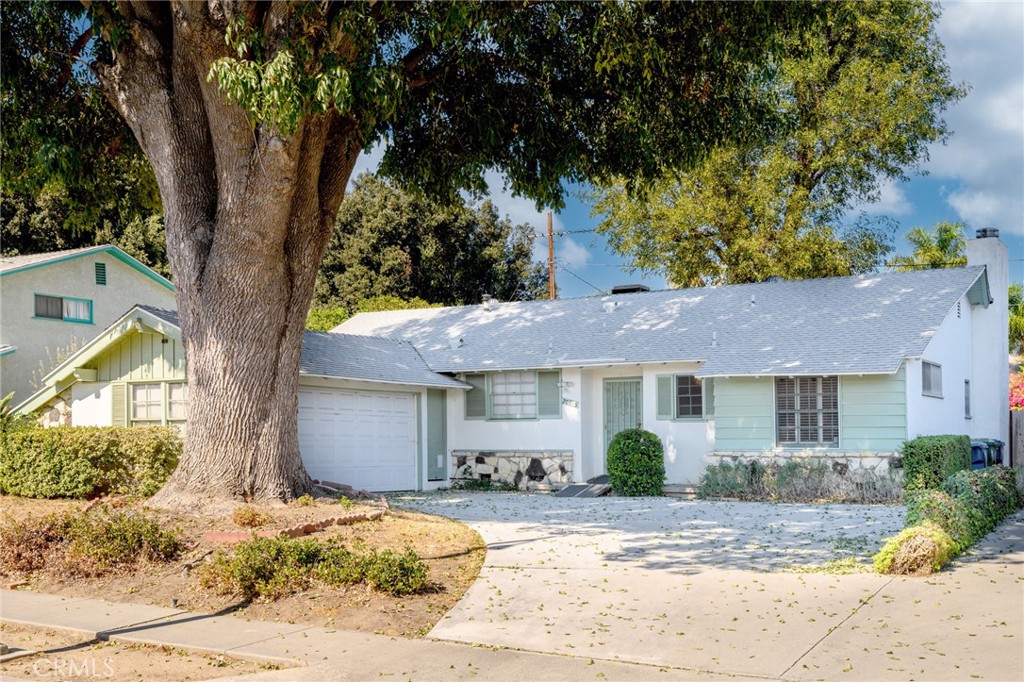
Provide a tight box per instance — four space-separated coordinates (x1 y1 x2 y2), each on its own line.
663 484 698 498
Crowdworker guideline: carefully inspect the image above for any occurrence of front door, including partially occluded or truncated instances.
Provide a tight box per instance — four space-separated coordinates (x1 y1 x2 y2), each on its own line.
603 378 643 465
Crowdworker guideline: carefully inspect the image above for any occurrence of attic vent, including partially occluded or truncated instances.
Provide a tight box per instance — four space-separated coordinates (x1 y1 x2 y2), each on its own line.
611 284 650 295
957 300 962 318
602 301 619 313
449 337 464 350
95 262 107 285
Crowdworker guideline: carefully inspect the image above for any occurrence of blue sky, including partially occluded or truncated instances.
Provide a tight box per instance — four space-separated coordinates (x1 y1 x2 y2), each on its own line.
355 1 1024 299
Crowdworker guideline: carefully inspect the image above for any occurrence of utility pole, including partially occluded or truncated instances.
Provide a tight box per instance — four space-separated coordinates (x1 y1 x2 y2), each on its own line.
547 211 556 300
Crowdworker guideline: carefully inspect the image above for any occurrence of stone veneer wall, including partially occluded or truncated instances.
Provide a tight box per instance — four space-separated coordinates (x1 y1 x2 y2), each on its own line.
708 450 904 484
451 450 573 491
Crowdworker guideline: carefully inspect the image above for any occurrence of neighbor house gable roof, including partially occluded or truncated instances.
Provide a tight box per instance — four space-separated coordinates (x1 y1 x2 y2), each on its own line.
15 305 466 414
334 266 989 377
0 245 173 291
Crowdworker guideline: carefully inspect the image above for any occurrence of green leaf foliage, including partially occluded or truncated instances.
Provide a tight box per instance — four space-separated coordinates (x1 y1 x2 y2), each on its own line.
1010 283 1024 355
873 521 957 575
0 426 182 498
900 434 970 492
890 221 968 271
315 174 549 312
0 2 162 245
589 0 964 286
606 428 665 497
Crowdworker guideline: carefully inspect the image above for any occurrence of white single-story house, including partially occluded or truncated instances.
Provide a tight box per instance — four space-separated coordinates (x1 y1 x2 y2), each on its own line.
0 245 176 404
16 230 1009 492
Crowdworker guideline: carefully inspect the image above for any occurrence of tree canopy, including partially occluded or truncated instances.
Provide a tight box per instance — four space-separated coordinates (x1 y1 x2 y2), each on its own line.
315 173 547 312
1 0 827 504
890 221 969 270
589 0 964 286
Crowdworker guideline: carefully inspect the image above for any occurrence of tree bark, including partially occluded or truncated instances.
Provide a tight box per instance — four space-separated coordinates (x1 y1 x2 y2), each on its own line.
93 2 361 507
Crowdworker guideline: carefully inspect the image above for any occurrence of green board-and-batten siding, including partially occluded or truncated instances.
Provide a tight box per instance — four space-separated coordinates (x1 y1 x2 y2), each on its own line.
90 332 186 382
840 366 906 451
713 377 775 450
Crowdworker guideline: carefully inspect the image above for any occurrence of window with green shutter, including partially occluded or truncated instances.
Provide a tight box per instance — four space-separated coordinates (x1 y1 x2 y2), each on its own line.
111 383 127 426
657 374 712 420
656 375 674 420
464 373 486 419
537 370 561 418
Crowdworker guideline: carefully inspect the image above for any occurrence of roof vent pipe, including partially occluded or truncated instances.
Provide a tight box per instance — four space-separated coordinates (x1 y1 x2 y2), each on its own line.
711 331 718 348
602 301 618 313
482 294 493 311
449 337 464 350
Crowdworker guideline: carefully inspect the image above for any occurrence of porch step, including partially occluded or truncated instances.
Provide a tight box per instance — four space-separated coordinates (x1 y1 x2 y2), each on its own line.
554 483 612 498
663 484 699 499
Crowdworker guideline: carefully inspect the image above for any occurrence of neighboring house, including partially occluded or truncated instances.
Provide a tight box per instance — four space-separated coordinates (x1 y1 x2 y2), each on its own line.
336 230 1009 488
16 305 467 493
15 231 1009 492
0 245 176 405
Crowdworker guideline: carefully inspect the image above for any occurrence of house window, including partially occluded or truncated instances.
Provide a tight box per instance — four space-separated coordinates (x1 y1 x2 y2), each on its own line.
675 376 704 418
776 377 839 447
491 371 538 419
95 262 107 285
656 375 714 420
964 380 971 419
463 371 560 420
922 361 942 397
168 383 188 421
34 294 92 323
131 383 164 424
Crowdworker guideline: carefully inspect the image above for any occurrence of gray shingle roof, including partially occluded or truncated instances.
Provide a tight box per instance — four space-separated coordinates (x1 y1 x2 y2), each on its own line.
0 246 108 272
334 267 989 377
134 306 465 389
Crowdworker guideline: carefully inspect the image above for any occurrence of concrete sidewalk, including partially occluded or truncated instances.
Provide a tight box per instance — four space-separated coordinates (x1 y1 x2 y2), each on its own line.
0 590 756 681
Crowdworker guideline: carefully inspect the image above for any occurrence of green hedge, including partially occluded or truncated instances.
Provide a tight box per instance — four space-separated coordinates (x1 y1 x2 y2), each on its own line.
0 426 181 498
878 466 1021 574
901 434 970 491
607 428 665 496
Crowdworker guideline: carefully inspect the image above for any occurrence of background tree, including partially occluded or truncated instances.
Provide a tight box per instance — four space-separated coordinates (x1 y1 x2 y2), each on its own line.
2 1 821 506
589 0 964 286
314 173 546 313
890 221 968 270
1009 283 1023 356
0 3 164 270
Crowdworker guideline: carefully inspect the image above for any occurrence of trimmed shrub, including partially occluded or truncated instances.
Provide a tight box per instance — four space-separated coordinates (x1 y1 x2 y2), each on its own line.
0 426 181 498
901 435 970 492
606 428 665 496
233 506 274 528
199 536 429 600
873 521 957 575
905 489 973 550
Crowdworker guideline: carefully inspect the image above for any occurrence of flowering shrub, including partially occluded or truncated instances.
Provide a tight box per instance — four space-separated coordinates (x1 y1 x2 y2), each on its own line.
1011 373 1024 411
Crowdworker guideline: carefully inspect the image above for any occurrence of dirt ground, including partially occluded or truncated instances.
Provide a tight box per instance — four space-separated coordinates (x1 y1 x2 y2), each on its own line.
0 495 484 637
0 622 283 681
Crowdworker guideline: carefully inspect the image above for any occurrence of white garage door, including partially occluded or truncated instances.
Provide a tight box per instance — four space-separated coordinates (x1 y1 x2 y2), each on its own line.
298 387 418 492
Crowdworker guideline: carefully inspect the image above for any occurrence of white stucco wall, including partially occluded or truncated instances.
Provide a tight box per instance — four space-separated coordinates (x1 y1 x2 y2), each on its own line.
70 382 112 426
446 368 584 479
905 295 975 439
1 251 175 404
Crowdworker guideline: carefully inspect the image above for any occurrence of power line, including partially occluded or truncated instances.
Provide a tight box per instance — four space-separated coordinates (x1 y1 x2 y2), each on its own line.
556 262 606 295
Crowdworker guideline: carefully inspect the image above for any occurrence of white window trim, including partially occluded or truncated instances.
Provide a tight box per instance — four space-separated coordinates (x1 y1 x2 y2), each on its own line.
128 381 188 425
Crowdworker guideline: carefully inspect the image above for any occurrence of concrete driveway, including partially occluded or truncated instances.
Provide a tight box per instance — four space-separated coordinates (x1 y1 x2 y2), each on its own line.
394 492 1024 681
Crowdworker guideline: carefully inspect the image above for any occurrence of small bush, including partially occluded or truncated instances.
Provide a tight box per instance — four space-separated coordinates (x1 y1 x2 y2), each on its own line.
363 548 429 596
199 536 429 600
905 490 973 550
606 428 665 496
873 521 957 575
0 426 181 498
232 506 273 528
0 513 76 573
0 506 182 576
901 435 970 492
292 494 316 507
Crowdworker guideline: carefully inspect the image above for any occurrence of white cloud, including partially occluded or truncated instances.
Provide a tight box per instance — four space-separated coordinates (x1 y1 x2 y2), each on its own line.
558 237 593 269
858 179 914 216
925 1 1024 235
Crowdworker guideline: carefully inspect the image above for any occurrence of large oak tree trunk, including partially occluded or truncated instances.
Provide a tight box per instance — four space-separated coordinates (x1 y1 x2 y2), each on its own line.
93 3 360 506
